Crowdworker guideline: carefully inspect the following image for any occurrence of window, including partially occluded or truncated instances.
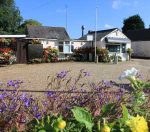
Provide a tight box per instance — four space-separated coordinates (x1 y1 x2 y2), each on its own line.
106 45 120 52
65 41 70 44
59 45 63 52
122 44 126 53
58 41 73 53
71 45 74 52
59 41 63 44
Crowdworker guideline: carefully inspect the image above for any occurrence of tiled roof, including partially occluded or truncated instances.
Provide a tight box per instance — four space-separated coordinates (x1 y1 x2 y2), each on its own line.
78 28 118 41
26 26 70 40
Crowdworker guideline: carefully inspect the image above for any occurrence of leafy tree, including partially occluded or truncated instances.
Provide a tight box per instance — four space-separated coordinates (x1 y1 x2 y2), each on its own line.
18 19 42 34
0 0 22 34
122 14 145 33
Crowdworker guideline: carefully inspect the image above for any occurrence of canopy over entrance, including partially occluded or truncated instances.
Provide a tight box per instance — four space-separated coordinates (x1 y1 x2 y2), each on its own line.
105 37 130 43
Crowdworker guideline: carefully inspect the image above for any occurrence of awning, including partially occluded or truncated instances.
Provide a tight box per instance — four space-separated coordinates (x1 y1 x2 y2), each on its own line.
105 37 130 43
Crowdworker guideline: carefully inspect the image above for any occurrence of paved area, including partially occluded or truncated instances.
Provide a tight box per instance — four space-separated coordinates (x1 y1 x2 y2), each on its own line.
0 59 150 91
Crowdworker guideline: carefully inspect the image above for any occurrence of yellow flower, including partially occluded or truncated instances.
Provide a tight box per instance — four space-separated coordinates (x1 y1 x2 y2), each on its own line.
126 115 149 132
57 120 66 129
101 125 111 132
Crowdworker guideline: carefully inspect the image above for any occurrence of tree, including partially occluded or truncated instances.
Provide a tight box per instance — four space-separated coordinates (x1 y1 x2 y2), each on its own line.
0 0 22 34
122 14 145 33
18 19 42 34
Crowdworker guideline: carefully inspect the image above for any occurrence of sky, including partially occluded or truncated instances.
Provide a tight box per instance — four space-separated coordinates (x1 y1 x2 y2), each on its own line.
15 0 150 39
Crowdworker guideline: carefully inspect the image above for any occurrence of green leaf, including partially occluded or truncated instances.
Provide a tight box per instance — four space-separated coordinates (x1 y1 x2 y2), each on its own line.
38 130 46 132
101 103 116 117
71 107 94 132
121 104 130 121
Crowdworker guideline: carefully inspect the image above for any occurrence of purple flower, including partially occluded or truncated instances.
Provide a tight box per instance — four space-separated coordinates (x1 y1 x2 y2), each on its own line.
56 71 68 79
47 91 55 97
24 99 30 107
0 94 4 99
33 105 39 111
0 81 3 85
35 113 41 119
83 71 90 77
9 104 16 111
20 93 27 101
7 80 15 87
102 80 113 88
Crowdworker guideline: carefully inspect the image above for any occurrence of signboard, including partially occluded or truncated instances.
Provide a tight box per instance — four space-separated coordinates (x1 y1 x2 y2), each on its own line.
87 35 93 41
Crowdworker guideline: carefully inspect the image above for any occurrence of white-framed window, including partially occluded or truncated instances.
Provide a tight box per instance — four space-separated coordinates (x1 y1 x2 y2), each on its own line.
58 41 73 53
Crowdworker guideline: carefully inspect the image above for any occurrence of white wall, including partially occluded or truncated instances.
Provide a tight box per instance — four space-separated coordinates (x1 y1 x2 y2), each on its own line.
73 41 91 49
40 40 58 49
132 41 150 58
107 29 127 38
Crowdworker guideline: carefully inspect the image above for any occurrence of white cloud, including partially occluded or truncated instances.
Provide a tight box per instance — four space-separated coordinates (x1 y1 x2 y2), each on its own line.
104 24 113 29
112 0 138 9
112 0 122 9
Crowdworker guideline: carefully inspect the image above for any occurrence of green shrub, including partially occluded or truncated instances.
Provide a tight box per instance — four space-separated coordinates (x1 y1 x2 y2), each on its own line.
97 48 110 63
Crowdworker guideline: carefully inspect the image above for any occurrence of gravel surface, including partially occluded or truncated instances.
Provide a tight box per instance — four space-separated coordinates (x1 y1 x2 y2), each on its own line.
0 59 150 91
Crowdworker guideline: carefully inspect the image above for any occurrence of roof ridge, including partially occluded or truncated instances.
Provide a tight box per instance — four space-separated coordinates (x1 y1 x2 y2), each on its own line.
27 25 66 29
89 28 118 33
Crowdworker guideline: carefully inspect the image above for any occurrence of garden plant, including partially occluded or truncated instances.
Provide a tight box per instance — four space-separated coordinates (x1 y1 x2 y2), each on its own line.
0 48 17 64
0 68 149 131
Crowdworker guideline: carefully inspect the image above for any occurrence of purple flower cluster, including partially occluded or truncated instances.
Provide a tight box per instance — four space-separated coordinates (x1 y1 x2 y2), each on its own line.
56 71 68 79
83 71 90 77
101 80 116 88
7 80 23 88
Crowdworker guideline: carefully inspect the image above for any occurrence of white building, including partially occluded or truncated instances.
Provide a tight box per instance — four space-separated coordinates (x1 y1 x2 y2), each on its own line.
73 28 131 61
26 26 74 58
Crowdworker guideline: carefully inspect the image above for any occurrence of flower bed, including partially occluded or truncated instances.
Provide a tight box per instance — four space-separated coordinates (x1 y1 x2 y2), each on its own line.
0 68 150 131
0 48 16 64
43 46 58 62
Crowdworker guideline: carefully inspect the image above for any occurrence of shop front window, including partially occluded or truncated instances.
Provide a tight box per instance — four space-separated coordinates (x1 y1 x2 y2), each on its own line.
106 45 120 52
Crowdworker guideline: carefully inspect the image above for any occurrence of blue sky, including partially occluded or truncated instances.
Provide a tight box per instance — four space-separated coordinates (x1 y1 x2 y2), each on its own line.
16 0 150 38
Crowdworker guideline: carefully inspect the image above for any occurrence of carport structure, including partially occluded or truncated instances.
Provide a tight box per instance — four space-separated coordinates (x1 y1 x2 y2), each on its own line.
0 35 27 63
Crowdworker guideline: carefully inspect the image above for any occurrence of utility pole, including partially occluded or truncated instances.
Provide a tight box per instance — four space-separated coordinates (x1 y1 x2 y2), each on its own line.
65 5 68 31
95 6 98 63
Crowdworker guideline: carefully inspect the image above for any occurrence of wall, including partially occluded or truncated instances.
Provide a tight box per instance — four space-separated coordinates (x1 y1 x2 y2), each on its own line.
73 41 91 49
132 41 150 58
40 40 58 49
107 29 127 38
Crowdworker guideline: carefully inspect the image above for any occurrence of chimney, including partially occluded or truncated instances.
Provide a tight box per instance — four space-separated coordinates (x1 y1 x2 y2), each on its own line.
81 25 85 37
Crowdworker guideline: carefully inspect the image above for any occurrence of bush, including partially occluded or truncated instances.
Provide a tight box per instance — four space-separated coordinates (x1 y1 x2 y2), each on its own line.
0 48 16 64
110 55 122 62
74 47 111 63
43 46 58 62
97 48 110 63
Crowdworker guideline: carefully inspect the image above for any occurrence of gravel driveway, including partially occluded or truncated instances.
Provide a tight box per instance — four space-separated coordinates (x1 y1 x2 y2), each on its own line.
0 59 150 91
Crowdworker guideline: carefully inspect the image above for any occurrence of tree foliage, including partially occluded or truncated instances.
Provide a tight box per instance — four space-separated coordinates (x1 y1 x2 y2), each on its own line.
122 14 145 33
0 0 22 34
18 19 42 34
